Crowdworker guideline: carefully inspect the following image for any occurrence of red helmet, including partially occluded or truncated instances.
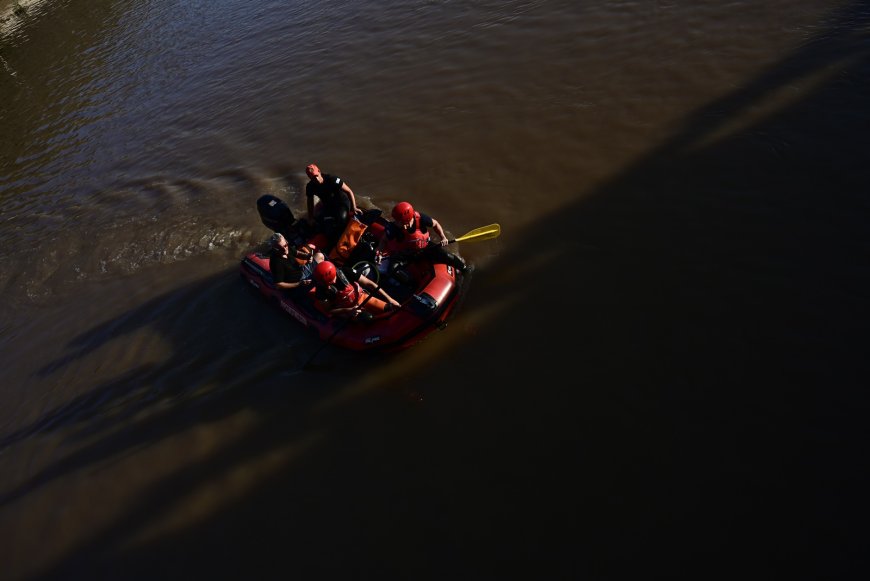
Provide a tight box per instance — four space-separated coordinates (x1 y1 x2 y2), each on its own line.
305 164 320 179
392 201 414 224
313 260 337 285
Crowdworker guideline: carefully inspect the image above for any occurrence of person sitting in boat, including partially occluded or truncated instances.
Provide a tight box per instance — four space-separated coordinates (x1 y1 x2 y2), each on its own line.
269 232 317 293
305 163 360 249
312 260 400 322
376 201 468 275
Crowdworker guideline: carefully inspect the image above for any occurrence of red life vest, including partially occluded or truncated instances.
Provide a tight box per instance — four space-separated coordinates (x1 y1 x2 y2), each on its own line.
313 269 360 308
384 212 430 255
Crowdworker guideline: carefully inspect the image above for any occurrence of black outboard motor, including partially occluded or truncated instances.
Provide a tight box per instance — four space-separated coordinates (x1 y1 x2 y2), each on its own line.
257 194 295 235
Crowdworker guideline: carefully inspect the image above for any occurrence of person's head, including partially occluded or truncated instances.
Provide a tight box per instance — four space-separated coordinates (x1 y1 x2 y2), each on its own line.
391 201 414 227
314 260 337 285
270 232 289 252
305 164 321 180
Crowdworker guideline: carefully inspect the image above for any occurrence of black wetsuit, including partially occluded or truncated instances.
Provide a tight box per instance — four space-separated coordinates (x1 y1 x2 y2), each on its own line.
306 173 351 242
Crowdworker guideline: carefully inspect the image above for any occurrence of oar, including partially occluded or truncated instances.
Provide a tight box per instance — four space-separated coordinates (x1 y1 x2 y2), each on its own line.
448 223 500 244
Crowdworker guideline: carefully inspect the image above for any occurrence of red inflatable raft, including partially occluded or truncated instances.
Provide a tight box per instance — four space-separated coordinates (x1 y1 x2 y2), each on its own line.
240 195 468 353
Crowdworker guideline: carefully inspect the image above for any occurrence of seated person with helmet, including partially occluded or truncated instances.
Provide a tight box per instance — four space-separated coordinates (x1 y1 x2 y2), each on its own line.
376 201 468 275
312 259 401 322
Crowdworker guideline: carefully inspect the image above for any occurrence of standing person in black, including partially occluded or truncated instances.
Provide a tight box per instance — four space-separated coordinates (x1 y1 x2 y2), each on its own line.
305 163 360 246
269 233 315 294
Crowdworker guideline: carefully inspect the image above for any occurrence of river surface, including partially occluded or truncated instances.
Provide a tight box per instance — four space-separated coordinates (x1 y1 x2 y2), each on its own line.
2 1 869 579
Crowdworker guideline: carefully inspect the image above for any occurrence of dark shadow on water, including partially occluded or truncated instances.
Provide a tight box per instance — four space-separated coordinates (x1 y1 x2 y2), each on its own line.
0 272 348 502
16 3 870 580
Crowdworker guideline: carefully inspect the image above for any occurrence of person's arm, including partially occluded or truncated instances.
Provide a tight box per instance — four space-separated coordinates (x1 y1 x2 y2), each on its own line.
341 182 359 214
359 274 401 307
316 295 357 318
315 297 356 317
332 305 360 318
430 217 449 246
276 262 310 290
272 254 310 290
306 193 316 223
276 279 311 290
293 245 313 262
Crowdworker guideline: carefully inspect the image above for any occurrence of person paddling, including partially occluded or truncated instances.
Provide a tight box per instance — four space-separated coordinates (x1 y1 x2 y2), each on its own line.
376 201 468 275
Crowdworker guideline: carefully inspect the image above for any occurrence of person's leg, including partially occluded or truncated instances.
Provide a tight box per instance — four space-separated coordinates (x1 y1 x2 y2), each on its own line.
359 295 389 314
320 215 342 248
335 205 349 225
424 245 467 273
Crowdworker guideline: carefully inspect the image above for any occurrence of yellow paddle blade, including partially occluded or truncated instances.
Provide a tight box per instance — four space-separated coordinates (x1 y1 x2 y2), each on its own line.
453 223 501 243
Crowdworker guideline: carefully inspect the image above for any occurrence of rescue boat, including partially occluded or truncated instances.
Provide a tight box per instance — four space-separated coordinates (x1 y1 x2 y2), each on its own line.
239 195 474 353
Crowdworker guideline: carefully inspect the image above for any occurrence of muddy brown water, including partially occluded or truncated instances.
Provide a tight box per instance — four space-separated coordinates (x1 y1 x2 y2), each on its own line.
1 1 868 578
